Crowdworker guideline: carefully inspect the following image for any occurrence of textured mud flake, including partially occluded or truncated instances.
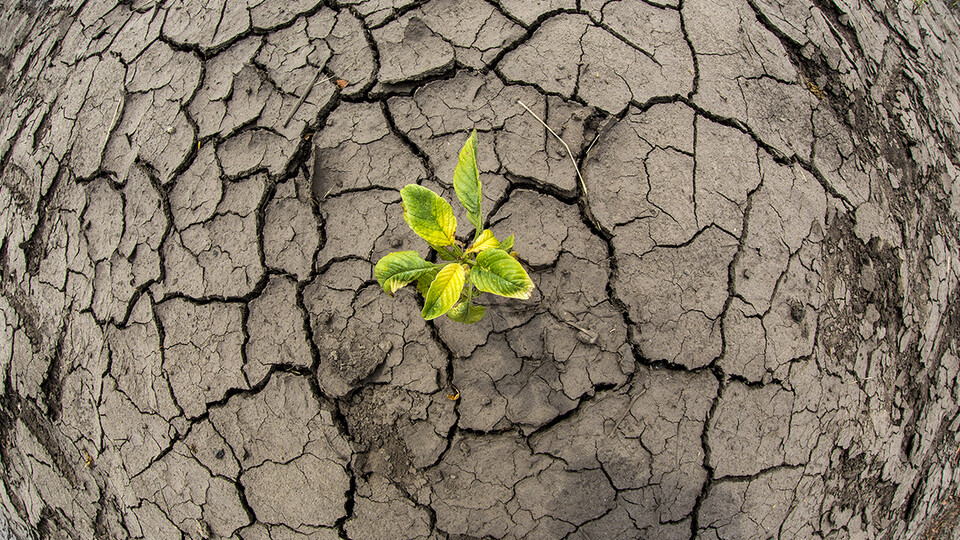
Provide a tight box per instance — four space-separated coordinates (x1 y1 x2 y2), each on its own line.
219 129 294 178
188 36 264 139
238 523 342 539
82 178 124 263
694 116 762 235
99 41 200 183
389 70 587 195
163 0 251 51
244 278 313 387
156 299 247 418
241 454 350 528
256 16 327 95
578 24 691 114
119 165 166 288
490 189 602 267
44 56 96 164
684 0 796 102
108 4 164 64
305 271 447 397
99 377 172 476
614 227 737 368
130 442 251 537
498 14 587 98
345 474 432 539
249 0 324 30
498 0 576 26
197 60 271 138
311 102 427 196
762 251 823 378
338 0 421 26
0 299 15 397
82 178 138 323
102 91 196 185
733 154 826 315
740 76 816 161
536 255 633 395
210 373 351 470
68 55 125 178
90 258 130 325
314 190 397 269
719 298 768 381
322 9 376 95
55 312 107 447
685 0 816 160
263 178 320 280
455 332 579 431
14 419 98 538
169 143 223 230
584 102 698 247
9 326 47 405
184 419 242 479
698 467 803 538
707 381 797 477
387 0 525 70
813 106 872 207
500 14 692 114
162 173 264 299
123 499 181 539
514 464 616 535
428 433 552 538
533 368 717 530
374 15 455 84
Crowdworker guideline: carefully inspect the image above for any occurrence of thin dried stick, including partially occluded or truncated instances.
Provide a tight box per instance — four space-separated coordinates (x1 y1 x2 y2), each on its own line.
611 388 646 437
517 100 588 196
103 95 124 151
284 70 333 128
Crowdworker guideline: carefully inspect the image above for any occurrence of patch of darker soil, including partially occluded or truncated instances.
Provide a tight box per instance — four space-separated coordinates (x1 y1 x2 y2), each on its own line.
341 386 417 484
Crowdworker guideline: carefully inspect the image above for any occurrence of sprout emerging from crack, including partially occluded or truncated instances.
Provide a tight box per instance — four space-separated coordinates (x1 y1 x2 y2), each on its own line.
375 130 534 323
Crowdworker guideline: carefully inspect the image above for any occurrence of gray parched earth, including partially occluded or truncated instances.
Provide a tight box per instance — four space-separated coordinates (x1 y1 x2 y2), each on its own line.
1 0 960 538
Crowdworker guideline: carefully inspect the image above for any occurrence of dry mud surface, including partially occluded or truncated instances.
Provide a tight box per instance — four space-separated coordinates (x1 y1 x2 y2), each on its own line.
1 0 960 538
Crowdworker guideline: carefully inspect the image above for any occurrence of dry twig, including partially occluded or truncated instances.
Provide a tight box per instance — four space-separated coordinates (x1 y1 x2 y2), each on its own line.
517 100 588 196
284 70 334 128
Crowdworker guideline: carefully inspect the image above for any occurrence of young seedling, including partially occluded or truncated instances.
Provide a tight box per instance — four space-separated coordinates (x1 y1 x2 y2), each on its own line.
375 130 534 323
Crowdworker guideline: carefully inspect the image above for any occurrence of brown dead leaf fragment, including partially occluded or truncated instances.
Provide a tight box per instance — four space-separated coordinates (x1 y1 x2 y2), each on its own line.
447 386 460 400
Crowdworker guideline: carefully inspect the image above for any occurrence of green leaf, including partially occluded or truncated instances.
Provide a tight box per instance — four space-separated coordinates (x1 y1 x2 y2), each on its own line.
453 130 482 238
401 185 457 249
470 248 535 299
375 251 436 295
416 266 441 297
499 234 514 252
465 229 499 255
446 302 486 324
422 263 466 320
436 248 457 261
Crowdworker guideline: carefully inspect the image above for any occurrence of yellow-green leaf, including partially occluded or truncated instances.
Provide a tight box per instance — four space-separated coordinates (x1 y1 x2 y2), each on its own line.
375 251 436 295
416 266 441 297
499 234 514 252
453 130 482 237
422 263 466 319
465 229 499 255
470 248 534 299
446 302 486 324
401 185 457 249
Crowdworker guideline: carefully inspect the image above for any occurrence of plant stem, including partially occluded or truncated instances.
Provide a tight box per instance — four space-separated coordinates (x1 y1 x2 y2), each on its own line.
463 282 475 321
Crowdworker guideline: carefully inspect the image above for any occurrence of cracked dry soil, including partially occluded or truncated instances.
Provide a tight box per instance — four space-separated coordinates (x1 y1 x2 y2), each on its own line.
0 0 959 538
